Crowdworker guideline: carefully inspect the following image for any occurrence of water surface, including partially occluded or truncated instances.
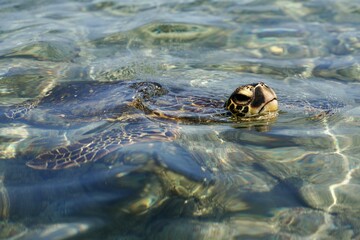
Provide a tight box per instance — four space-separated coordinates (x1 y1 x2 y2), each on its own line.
1 0 360 239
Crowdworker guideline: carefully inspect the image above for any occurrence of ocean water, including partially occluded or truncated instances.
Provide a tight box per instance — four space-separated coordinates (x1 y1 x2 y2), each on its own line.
0 0 360 239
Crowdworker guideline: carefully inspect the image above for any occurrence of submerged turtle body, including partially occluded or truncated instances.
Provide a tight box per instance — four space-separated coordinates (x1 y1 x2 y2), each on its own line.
0 80 280 227
16 81 278 170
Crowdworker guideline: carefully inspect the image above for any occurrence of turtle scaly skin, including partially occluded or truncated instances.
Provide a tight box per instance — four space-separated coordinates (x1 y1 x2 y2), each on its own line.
27 121 176 170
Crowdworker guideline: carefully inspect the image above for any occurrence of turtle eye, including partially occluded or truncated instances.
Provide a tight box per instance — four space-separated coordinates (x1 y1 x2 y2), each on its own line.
233 94 252 103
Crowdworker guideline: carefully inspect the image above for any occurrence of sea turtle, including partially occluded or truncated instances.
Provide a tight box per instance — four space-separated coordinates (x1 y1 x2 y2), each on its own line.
0 80 281 224
9 81 278 170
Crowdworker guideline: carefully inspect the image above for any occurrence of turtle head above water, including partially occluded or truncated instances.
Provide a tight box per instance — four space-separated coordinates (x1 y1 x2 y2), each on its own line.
225 82 278 118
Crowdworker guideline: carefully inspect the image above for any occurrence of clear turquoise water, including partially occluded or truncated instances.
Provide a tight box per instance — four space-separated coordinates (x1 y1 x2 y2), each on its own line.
1 0 360 239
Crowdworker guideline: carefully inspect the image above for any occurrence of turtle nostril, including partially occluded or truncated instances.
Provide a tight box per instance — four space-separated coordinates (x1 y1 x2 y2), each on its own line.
233 94 251 103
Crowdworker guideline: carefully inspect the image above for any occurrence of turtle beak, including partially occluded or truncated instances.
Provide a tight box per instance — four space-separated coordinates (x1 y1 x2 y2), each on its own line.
253 83 278 115
260 98 278 114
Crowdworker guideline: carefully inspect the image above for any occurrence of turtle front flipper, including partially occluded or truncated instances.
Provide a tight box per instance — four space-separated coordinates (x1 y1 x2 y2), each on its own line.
27 123 177 170
26 130 123 170
4 98 41 120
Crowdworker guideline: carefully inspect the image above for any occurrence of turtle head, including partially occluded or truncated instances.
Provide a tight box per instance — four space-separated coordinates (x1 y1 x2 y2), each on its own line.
225 82 278 118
